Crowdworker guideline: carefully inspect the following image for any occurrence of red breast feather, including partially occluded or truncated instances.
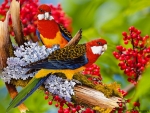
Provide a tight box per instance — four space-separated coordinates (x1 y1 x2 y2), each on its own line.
37 20 59 39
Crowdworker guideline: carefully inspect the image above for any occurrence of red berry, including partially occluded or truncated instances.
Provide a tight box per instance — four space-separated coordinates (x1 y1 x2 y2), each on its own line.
145 35 149 39
76 105 81 111
54 95 60 101
58 109 63 113
115 54 120 59
60 101 64 107
92 64 97 68
137 63 141 67
140 66 144 71
113 51 117 56
48 101 52 105
146 48 150 53
45 91 49 95
72 108 76 113
127 78 132 82
129 26 135 31
116 45 123 51
63 109 70 113
30 25 35 32
10 31 14 36
137 30 141 34
93 71 99 75
119 103 122 107
94 69 99 73
55 103 59 107
86 67 93 71
124 40 128 44
127 36 131 39
67 102 73 107
132 33 137 39
126 99 130 103
45 95 49 100
122 32 127 36
133 102 140 107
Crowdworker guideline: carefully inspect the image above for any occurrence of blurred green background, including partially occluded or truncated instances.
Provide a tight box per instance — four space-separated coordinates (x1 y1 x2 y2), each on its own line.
1 0 150 113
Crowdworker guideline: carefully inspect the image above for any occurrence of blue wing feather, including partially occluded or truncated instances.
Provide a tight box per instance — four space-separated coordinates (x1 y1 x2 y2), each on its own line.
61 32 71 42
59 24 72 42
36 29 44 45
27 55 88 69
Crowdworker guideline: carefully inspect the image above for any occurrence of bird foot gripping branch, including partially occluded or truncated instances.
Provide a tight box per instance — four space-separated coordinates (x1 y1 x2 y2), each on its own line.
0 0 123 113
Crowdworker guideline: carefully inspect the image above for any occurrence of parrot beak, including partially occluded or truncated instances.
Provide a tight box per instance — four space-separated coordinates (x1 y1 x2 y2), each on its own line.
103 44 107 51
37 12 54 20
44 12 54 20
101 44 107 55
44 12 50 20
91 44 107 55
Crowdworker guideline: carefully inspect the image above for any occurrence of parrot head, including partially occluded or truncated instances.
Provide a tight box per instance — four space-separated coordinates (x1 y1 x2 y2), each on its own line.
37 4 54 20
87 38 107 55
85 38 107 67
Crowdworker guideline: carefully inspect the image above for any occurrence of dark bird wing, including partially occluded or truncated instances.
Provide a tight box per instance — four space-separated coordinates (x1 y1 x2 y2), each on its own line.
25 44 88 70
58 24 72 42
36 29 44 45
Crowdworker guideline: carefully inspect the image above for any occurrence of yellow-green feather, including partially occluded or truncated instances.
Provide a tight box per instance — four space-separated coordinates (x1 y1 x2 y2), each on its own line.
6 77 42 112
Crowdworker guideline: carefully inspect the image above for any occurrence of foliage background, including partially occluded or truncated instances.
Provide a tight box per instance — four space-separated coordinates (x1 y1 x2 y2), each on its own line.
0 0 150 113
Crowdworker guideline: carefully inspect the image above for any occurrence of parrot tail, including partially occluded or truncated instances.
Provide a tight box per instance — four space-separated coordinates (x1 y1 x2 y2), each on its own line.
6 75 49 112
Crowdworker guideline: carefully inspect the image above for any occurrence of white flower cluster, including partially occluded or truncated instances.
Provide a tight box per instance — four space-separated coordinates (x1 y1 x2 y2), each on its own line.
1 42 60 83
44 75 76 102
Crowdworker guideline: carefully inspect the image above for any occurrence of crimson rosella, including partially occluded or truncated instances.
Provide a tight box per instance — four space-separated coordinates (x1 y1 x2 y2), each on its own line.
7 38 107 112
36 4 72 48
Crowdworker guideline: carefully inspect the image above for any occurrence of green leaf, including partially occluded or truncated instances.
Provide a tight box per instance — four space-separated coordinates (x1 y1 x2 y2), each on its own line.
125 0 150 15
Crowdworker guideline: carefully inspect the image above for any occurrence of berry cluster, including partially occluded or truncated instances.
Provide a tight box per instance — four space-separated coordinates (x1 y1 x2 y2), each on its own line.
118 88 127 97
111 100 127 113
82 64 102 84
0 0 72 39
44 91 94 113
113 26 150 84
20 0 39 37
0 0 9 21
111 99 140 113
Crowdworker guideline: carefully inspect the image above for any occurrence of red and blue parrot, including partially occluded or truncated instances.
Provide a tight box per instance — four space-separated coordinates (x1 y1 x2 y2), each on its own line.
36 4 72 48
6 38 107 112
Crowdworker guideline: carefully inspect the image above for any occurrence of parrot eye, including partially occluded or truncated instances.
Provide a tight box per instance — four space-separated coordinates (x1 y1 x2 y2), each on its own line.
97 42 102 45
39 9 44 13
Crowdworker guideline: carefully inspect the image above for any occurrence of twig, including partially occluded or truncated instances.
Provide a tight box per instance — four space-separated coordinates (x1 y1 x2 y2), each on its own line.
123 84 134 92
